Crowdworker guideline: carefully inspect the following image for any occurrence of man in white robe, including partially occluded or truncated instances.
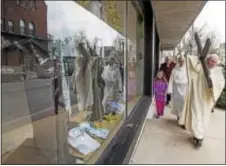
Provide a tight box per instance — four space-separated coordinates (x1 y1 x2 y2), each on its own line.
101 57 122 114
179 54 225 147
168 56 188 122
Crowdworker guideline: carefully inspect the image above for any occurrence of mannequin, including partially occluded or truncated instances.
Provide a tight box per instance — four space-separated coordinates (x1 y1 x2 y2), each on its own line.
90 57 105 121
71 42 96 121
128 57 136 101
101 57 122 114
71 40 105 122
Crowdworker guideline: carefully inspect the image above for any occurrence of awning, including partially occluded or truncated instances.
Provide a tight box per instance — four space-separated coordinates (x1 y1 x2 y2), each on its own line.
151 1 206 50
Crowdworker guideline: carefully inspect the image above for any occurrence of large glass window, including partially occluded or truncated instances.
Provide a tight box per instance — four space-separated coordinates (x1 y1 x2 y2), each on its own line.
2 2 54 165
47 1 126 164
127 2 144 115
1 0 143 164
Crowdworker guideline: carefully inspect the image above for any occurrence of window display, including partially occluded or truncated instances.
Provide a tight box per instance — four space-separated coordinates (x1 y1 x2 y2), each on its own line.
1 0 144 164
45 1 126 164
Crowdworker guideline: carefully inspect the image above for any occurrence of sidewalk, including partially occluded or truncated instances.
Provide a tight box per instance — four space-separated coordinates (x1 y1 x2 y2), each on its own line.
130 106 225 164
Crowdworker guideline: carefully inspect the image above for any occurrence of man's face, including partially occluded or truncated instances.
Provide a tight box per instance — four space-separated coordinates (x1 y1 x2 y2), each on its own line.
109 58 115 66
165 57 170 64
178 58 185 66
207 57 218 69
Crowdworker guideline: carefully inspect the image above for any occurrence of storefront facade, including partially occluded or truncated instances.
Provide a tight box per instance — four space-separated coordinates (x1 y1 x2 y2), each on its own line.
1 0 205 164
53 1 159 164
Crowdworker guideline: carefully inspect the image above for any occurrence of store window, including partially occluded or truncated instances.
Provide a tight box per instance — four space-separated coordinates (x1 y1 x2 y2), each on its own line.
48 1 125 164
127 2 144 115
136 17 144 98
1 0 143 164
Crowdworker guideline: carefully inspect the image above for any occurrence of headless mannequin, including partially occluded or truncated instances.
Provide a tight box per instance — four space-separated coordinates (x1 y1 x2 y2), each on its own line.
101 58 122 114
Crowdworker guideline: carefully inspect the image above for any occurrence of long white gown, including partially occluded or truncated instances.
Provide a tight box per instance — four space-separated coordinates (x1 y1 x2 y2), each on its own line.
101 64 122 113
179 55 225 139
168 64 188 118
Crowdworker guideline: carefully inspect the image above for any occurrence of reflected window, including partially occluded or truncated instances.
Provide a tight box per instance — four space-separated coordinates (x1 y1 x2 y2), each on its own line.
28 22 35 36
18 0 36 10
127 2 144 115
1 18 4 31
7 20 14 32
20 20 26 34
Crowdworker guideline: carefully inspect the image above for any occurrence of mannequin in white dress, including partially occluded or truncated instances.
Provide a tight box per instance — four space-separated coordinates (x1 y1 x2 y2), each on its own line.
101 57 122 114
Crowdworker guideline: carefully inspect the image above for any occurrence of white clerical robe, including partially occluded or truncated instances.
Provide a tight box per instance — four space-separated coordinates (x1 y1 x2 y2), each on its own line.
179 55 225 139
168 64 188 118
72 55 96 112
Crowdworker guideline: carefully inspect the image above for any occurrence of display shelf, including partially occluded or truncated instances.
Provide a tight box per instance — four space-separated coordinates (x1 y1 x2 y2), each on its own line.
69 114 124 164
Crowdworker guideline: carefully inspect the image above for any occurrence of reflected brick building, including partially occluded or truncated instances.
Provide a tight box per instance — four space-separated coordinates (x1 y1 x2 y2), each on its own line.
1 0 49 70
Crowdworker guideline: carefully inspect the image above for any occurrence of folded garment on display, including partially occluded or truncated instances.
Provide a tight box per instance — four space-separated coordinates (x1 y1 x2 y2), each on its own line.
68 127 101 156
79 122 109 139
106 101 124 114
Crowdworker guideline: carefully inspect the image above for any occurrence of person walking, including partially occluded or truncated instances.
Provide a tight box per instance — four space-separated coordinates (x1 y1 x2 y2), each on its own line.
153 70 168 118
167 56 188 122
179 54 225 148
160 56 176 105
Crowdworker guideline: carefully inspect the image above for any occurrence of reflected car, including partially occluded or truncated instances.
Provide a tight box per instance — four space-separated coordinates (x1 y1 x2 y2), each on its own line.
1 66 26 83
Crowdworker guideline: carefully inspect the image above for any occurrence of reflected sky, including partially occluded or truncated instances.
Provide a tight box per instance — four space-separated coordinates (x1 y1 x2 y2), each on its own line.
45 1 123 46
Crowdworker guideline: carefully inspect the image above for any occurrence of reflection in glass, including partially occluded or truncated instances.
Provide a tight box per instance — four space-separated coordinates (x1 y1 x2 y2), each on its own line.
127 2 137 113
1 0 55 164
28 22 35 36
19 20 26 35
126 2 144 115
45 1 125 164
0 0 144 164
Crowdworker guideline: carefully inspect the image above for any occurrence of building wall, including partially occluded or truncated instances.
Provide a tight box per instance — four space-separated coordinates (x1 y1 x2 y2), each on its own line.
7 49 20 66
2 0 47 39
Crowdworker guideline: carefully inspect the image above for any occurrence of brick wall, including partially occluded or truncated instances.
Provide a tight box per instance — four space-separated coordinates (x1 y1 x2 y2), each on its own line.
2 0 47 39
7 50 20 66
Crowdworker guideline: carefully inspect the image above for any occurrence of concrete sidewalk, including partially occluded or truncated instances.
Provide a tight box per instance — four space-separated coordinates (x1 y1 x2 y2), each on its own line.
130 106 225 164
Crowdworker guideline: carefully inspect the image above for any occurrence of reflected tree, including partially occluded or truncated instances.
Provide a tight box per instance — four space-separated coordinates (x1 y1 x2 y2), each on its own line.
104 1 122 33
113 35 124 62
76 1 90 8
173 23 220 58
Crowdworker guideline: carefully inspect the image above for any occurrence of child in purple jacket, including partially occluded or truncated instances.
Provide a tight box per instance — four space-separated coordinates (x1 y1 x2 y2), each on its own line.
153 70 168 118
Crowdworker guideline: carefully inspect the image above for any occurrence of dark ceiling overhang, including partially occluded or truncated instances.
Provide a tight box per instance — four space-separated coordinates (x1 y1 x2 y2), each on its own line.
151 1 207 50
